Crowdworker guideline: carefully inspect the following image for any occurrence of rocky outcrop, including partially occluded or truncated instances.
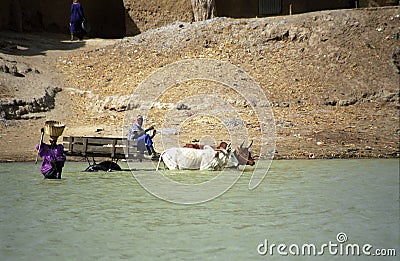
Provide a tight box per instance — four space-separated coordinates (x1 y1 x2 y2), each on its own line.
0 56 40 78
0 87 62 120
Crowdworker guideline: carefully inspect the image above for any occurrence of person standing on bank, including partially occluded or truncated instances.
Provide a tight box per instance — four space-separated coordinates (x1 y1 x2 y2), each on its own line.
69 0 86 41
128 115 159 159
36 128 66 179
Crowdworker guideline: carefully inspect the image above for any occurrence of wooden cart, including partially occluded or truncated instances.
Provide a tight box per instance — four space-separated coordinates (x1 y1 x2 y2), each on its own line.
62 136 147 162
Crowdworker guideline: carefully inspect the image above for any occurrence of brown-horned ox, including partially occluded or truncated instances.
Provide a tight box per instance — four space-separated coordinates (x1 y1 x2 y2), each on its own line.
184 141 255 168
156 145 232 171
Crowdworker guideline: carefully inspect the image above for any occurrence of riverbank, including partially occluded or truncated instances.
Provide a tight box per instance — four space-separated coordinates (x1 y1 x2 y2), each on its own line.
1 7 399 162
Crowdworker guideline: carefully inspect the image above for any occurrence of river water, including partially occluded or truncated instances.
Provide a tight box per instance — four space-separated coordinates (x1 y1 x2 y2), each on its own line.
0 159 398 260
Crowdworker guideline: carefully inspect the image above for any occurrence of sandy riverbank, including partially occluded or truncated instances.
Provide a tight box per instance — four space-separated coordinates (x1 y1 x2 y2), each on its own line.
1 7 399 162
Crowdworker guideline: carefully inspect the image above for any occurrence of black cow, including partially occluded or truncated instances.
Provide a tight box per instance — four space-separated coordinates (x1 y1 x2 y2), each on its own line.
84 161 122 172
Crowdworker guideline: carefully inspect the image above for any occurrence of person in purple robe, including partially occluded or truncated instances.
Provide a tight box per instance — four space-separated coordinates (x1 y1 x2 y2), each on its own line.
69 0 86 41
36 128 66 179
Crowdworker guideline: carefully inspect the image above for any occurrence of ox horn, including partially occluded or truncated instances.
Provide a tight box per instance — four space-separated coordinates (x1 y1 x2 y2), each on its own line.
248 140 253 148
240 140 245 148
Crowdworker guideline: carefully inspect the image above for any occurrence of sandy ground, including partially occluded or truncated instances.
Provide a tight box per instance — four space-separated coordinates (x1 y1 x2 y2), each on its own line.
0 32 119 162
1 7 399 162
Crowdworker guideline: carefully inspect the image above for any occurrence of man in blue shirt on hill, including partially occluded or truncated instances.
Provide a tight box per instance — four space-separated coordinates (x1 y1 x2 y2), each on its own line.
70 0 86 41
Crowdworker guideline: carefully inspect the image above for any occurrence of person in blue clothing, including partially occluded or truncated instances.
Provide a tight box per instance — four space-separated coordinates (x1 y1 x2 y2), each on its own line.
128 115 159 159
69 0 86 41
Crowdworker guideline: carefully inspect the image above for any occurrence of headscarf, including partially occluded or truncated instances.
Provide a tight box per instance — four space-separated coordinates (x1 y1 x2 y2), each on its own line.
135 115 143 127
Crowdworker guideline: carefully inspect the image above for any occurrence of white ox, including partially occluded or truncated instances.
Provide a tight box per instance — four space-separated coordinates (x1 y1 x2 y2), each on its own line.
156 145 232 171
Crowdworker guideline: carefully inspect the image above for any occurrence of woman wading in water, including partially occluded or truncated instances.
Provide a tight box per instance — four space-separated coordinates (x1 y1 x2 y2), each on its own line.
36 128 66 179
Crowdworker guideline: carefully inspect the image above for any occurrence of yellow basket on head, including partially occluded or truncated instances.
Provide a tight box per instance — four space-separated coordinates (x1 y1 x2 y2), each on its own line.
44 120 65 137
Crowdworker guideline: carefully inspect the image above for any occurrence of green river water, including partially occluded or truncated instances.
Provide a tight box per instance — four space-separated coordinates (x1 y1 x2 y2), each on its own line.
0 159 398 260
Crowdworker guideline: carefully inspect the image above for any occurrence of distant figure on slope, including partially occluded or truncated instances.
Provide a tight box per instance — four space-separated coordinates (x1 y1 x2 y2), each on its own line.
69 0 86 41
36 128 66 179
128 115 159 159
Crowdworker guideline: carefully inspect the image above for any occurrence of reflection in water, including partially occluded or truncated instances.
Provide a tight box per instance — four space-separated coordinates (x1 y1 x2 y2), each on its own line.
0 159 398 260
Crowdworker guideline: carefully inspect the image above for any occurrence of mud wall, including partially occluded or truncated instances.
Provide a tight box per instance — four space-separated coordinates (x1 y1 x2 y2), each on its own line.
360 0 399 7
215 0 398 17
215 0 355 17
85 0 126 38
283 0 399 14
215 0 258 18
0 0 192 38
123 0 193 35
1 0 398 37
0 0 126 38
281 0 355 15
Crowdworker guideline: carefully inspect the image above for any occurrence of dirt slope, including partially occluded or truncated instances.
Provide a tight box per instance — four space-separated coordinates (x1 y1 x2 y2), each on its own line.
1 7 399 161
